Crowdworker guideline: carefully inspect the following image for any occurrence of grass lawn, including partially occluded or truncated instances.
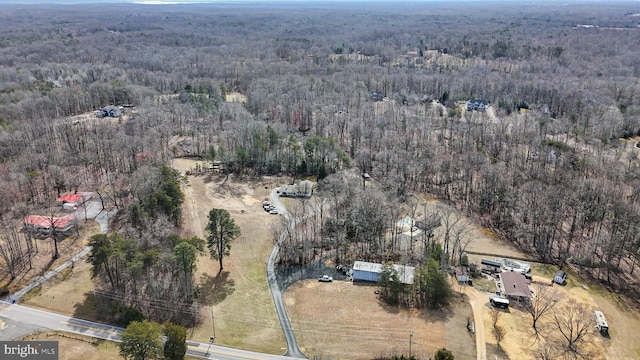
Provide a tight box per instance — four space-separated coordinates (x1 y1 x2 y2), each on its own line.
22 259 97 321
284 280 476 360
174 159 286 354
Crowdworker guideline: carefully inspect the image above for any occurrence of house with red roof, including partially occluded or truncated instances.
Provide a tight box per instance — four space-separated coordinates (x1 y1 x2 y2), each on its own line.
23 215 76 235
56 192 92 210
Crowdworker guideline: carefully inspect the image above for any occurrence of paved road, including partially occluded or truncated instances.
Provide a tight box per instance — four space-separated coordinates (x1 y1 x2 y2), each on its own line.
11 201 117 302
266 188 307 359
0 300 295 360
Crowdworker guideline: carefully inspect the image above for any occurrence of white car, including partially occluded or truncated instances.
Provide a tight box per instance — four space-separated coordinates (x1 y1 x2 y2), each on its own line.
318 275 333 282
269 209 278 215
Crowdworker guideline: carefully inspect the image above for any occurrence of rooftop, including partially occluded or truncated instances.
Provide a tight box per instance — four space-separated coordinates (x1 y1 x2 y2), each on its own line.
499 272 532 299
23 215 75 229
353 261 415 284
56 193 82 203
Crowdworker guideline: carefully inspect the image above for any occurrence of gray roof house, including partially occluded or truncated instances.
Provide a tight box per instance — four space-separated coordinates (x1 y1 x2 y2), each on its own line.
278 180 314 198
466 99 488 111
98 106 124 118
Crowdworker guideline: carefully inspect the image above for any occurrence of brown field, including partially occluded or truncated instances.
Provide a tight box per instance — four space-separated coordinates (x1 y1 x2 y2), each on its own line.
172 159 286 354
284 279 476 360
22 258 97 321
20 332 122 360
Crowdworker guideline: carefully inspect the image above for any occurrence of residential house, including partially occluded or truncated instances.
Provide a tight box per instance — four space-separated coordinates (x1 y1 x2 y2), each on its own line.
278 180 314 198
466 99 488 111
369 91 384 102
56 192 92 210
498 272 532 302
23 215 76 235
97 106 124 118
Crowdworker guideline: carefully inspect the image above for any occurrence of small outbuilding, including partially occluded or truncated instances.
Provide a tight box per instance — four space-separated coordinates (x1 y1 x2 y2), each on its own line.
352 261 415 285
490 296 510 309
553 270 567 285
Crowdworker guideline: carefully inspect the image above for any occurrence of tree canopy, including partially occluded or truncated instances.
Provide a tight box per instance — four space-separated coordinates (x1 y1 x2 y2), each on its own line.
119 320 163 360
206 208 241 271
163 322 188 360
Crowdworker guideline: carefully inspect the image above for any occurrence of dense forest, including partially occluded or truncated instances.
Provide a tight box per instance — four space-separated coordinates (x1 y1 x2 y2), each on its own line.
1 1 640 314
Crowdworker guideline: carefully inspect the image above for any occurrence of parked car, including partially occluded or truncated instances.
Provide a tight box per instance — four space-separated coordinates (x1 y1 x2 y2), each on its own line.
269 209 278 215
263 201 271 206
318 275 333 282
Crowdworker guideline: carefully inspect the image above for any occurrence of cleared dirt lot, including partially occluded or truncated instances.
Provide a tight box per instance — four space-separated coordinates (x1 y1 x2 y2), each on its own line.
284 279 475 360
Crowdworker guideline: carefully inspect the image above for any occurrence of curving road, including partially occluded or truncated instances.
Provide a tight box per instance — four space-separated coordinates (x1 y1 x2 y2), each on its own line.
0 300 294 360
266 188 307 359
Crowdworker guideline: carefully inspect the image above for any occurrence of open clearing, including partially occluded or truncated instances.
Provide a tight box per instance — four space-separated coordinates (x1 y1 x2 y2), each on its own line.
172 158 286 354
1 222 98 297
22 258 97 321
284 279 476 360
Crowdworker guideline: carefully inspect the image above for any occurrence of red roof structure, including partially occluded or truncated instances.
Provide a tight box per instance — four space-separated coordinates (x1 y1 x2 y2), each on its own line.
56 193 82 203
23 215 75 232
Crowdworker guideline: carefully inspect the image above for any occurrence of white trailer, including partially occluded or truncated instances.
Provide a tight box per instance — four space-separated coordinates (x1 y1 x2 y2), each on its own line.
594 310 609 335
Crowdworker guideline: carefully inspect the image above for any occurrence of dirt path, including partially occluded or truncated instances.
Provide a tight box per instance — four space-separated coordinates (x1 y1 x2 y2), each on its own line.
460 285 487 360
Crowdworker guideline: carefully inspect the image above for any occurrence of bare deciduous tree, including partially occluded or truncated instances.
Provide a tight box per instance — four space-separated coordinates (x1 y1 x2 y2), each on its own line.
527 284 559 335
490 308 507 349
552 299 594 355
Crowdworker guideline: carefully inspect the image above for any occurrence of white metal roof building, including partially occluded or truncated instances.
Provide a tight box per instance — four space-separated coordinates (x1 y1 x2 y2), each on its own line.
352 261 415 285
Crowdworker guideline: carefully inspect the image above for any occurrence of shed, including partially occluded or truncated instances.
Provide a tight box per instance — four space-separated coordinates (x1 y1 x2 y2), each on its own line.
352 261 415 285
553 270 567 285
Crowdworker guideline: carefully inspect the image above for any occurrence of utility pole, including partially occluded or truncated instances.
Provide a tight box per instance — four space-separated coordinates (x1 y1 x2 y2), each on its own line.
211 306 216 340
409 330 413 359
